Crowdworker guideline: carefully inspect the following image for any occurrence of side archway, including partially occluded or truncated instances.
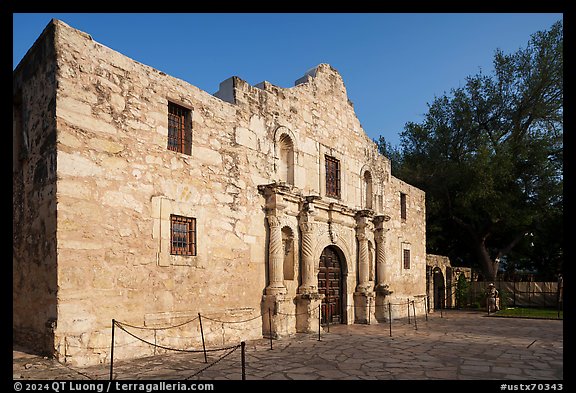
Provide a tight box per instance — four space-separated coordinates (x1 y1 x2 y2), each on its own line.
432 267 446 310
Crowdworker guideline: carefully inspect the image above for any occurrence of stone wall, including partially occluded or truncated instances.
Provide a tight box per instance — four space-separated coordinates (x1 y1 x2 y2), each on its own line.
13 21 59 356
426 254 471 310
13 19 427 366
50 20 267 365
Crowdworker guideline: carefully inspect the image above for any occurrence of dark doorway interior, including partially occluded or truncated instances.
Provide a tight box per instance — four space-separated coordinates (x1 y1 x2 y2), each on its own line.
318 246 343 324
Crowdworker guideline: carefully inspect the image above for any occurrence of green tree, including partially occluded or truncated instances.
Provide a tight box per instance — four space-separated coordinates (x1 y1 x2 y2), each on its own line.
455 274 469 309
374 135 402 175
393 21 563 281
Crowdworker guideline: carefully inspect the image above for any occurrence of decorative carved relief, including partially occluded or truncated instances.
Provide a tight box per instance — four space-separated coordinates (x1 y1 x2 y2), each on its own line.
267 215 281 228
329 221 341 244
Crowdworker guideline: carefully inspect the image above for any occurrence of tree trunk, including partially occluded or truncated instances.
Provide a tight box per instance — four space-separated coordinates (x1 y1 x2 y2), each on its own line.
475 238 499 282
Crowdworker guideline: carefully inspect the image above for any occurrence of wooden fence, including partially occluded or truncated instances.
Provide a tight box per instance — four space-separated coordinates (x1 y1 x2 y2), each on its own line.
468 281 562 308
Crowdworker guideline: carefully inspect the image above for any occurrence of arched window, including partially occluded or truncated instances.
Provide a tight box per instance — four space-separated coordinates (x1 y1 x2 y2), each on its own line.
364 171 373 209
278 134 295 185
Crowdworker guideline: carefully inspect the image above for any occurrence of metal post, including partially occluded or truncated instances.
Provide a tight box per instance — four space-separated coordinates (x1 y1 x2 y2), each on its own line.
440 296 443 318
318 304 321 341
388 302 392 337
557 282 561 319
109 319 115 381
407 298 411 324
327 304 330 333
487 286 491 316
268 308 273 350
153 330 157 356
412 300 418 330
424 297 428 321
198 313 207 363
240 341 246 381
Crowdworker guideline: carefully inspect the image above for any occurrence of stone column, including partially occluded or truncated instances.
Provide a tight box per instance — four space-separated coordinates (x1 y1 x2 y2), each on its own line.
296 196 322 333
354 210 375 324
298 210 316 294
357 231 370 292
258 183 293 339
266 215 287 295
373 214 392 321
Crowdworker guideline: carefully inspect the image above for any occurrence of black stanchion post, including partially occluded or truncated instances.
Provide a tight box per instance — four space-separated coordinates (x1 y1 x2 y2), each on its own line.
424 297 428 321
407 299 411 324
198 313 207 363
412 300 418 330
268 308 273 350
440 296 443 318
327 304 330 333
109 319 115 381
153 330 157 356
318 304 321 341
388 302 392 337
241 341 246 381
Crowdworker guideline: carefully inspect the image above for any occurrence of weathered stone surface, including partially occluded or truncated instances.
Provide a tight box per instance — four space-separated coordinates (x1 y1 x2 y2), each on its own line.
13 19 427 366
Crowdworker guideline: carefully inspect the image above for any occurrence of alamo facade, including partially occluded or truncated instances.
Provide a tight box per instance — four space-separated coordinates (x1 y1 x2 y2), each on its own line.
13 20 427 366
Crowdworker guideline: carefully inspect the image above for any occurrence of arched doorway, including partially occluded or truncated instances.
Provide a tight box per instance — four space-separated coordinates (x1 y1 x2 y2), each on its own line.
318 246 344 324
433 267 446 310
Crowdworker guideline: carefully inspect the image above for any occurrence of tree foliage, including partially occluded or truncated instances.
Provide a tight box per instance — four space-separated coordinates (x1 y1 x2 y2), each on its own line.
389 21 563 280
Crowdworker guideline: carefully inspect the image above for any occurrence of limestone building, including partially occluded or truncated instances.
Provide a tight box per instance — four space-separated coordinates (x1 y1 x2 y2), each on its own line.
13 19 426 366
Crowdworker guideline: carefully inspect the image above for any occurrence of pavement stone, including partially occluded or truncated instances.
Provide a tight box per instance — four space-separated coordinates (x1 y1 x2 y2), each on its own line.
13 310 563 381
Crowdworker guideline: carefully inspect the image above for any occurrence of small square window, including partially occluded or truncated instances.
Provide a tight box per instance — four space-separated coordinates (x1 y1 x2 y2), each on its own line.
170 215 196 256
168 102 192 155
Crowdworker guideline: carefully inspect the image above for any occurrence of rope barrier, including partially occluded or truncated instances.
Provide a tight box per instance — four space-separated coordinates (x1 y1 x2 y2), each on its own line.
276 308 322 317
115 315 200 331
111 318 246 380
108 296 433 380
202 312 263 324
114 322 238 354
184 344 241 380
107 295 436 381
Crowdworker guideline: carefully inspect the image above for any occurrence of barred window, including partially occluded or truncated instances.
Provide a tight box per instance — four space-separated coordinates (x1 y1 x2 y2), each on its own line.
325 155 341 198
400 193 407 221
167 102 192 155
170 215 196 256
403 248 411 269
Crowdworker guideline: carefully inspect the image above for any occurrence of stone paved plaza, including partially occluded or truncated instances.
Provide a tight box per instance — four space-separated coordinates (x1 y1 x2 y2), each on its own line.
13 311 563 381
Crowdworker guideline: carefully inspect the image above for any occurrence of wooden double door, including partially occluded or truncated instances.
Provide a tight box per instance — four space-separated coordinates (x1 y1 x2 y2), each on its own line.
318 246 343 324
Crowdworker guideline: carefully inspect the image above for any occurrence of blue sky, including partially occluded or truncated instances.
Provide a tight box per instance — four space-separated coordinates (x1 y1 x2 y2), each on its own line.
13 13 562 147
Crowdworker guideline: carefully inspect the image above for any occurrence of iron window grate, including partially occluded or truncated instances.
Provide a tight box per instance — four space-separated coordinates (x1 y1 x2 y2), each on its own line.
170 215 196 256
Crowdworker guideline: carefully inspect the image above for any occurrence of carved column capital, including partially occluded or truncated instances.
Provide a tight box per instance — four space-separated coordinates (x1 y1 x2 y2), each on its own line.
299 222 315 233
267 215 281 228
373 214 391 229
